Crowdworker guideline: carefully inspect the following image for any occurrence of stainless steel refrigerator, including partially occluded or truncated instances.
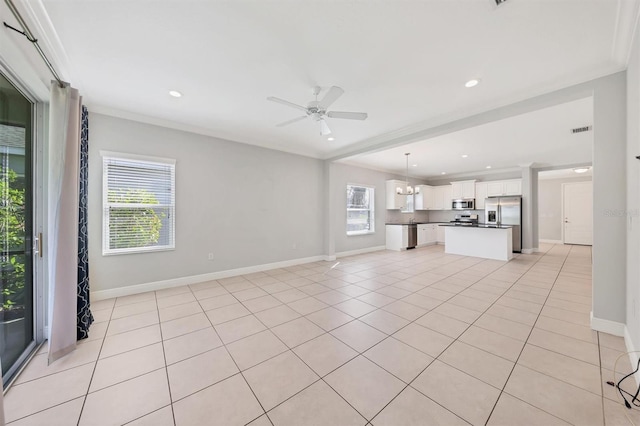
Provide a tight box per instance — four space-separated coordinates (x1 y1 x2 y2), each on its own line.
485 196 522 253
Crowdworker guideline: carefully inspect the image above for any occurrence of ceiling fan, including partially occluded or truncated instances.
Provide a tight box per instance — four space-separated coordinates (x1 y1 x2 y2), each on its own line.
267 86 367 136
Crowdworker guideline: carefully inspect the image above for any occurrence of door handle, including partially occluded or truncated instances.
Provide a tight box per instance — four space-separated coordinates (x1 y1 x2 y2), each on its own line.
34 233 42 257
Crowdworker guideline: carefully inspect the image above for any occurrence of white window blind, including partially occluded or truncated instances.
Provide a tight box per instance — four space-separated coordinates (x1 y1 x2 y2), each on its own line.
102 154 175 255
346 185 375 236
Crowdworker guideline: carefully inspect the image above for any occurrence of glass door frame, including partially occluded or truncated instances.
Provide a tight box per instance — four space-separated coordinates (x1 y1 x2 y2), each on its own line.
0 60 46 386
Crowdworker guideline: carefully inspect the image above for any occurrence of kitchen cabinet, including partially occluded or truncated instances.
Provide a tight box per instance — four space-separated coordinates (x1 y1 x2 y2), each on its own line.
417 224 437 246
414 185 433 210
386 180 407 210
486 179 522 197
426 224 437 243
432 185 453 210
436 225 446 244
504 179 522 195
451 180 476 200
475 182 488 210
386 225 408 251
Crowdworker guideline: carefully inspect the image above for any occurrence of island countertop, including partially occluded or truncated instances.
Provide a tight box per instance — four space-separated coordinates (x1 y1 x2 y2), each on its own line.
438 223 512 229
385 222 449 225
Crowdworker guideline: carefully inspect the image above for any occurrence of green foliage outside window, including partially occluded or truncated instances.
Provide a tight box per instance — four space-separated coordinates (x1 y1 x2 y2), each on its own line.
108 189 165 250
0 168 25 316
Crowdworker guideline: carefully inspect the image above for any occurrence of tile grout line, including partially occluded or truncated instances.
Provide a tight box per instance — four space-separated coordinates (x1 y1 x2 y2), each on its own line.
362 251 554 424
152 288 177 426
187 280 275 426
76 299 116 426
483 244 582 425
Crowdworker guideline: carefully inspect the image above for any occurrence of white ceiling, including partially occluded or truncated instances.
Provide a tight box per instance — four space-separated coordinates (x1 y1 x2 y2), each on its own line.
11 0 639 159
341 96 594 179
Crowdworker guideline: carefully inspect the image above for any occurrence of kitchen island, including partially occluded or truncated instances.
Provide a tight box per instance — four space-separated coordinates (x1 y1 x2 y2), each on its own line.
441 224 513 261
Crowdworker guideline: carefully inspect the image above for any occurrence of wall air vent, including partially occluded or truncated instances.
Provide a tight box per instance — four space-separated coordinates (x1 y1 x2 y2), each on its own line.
570 125 592 134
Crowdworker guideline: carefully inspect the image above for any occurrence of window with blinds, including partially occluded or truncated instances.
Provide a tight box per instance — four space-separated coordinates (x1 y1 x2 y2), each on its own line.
346 185 375 236
102 154 175 255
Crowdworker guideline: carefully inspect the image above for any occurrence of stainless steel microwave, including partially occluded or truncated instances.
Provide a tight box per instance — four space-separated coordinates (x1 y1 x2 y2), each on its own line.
452 199 475 210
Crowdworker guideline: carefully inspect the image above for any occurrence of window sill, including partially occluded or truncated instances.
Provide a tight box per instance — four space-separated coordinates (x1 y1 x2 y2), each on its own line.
346 231 375 237
103 246 175 256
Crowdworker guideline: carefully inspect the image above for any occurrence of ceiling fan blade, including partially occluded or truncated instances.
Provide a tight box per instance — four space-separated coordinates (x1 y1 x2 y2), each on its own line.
318 86 344 109
326 111 368 120
276 116 307 127
267 96 308 113
319 119 332 136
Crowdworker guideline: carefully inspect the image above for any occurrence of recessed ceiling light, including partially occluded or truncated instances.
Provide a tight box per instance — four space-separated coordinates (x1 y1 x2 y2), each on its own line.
441 172 446 175
461 154 468 158
169 90 182 98
465 79 480 88
486 166 492 169
327 137 335 141
573 167 590 174
412 164 418 167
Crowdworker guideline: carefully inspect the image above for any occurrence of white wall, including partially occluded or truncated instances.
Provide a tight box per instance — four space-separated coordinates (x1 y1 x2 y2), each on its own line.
538 176 592 241
88 113 325 292
626 17 640 362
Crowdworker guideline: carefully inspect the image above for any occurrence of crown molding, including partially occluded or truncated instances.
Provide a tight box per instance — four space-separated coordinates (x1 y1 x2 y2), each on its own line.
14 0 79 89
611 0 640 66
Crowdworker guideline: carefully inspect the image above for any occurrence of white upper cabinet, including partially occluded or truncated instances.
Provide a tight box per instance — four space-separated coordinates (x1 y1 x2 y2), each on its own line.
504 179 522 195
485 179 522 197
475 182 488 209
442 185 453 209
431 185 452 210
415 185 432 210
451 180 476 199
386 180 407 210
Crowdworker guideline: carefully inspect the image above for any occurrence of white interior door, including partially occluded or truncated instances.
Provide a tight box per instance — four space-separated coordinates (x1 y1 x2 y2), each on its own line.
563 181 593 245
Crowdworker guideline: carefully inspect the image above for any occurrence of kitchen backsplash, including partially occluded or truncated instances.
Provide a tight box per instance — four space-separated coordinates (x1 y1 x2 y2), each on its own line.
385 209 486 223
428 210 486 223
385 210 430 223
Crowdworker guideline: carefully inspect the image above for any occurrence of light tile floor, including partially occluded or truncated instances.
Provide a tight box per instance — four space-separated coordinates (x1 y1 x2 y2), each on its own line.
6 244 640 425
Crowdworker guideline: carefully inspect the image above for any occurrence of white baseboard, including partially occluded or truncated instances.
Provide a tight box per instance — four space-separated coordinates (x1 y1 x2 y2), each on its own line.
624 326 640 387
335 245 386 258
539 239 563 244
590 312 626 336
522 248 534 254
91 254 329 301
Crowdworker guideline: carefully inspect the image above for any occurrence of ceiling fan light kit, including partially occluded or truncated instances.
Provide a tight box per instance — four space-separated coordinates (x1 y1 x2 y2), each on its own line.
267 86 368 137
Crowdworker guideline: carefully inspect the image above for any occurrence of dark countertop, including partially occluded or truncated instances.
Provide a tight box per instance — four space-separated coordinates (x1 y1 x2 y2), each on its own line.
439 223 513 229
385 222 449 225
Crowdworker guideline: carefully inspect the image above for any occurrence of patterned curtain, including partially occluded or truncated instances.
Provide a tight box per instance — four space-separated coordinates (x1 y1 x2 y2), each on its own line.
77 106 92 339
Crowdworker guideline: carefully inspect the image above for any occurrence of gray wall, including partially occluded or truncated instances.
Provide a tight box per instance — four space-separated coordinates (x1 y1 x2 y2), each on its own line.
329 162 425 254
591 72 627 325
627 22 640 355
88 113 325 291
538 176 592 241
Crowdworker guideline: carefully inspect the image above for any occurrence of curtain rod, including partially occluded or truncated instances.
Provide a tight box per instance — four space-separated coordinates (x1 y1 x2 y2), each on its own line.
3 0 65 88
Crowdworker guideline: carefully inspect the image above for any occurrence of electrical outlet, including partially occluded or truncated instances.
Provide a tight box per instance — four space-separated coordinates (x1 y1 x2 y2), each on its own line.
292 243 297 250
208 253 214 261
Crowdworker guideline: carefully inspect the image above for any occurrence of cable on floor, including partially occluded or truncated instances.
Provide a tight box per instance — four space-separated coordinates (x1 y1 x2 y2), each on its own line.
605 351 640 426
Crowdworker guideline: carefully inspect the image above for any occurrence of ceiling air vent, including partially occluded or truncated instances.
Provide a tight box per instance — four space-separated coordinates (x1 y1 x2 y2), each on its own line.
570 125 592 134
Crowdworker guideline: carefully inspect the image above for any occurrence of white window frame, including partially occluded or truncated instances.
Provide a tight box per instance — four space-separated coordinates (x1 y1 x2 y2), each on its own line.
346 184 375 236
101 151 176 255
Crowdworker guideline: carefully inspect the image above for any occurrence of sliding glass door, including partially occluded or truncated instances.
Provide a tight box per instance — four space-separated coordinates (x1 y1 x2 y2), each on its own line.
0 72 34 382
